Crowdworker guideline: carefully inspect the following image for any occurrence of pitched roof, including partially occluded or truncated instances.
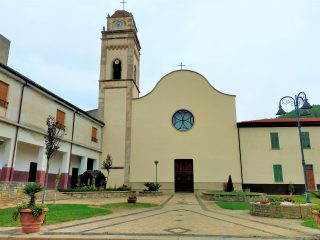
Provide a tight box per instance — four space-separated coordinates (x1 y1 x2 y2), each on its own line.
0 62 105 126
237 118 320 128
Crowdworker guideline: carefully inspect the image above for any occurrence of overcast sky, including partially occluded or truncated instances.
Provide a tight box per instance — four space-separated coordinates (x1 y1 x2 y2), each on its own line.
1 0 319 121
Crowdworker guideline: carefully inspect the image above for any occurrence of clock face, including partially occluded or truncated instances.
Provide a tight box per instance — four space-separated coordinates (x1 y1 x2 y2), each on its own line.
114 20 124 28
172 109 194 132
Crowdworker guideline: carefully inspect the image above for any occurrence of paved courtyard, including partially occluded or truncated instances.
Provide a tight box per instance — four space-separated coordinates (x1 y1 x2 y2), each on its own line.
1 193 320 239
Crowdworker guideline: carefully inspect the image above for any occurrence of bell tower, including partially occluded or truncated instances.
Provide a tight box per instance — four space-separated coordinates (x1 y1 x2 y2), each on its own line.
98 10 141 186
99 10 141 89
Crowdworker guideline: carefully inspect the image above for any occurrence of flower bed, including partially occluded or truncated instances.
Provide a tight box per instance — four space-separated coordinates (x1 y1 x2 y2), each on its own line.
250 202 316 219
202 191 265 202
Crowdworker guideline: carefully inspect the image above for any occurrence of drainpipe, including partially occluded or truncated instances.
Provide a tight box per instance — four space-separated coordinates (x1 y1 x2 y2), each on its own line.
237 127 244 187
66 111 76 188
9 82 27 181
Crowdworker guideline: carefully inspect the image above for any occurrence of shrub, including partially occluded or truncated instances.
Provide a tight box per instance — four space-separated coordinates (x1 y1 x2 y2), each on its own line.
288 182 295 195
226 175 234 192
117 184 131 191
23 183 43 206
144 182 160 191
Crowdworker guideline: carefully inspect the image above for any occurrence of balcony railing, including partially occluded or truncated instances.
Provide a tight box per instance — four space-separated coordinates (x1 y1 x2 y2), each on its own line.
0 99 9 109
56 122 66 130
91 137 98 143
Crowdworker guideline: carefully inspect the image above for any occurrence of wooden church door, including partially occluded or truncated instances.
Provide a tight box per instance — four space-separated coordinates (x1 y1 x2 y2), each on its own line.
174 159 194 192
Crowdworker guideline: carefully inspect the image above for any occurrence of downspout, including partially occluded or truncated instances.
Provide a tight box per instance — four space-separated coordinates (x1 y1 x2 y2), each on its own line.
237 127 244 187
9 82 27 181
67 111 76 188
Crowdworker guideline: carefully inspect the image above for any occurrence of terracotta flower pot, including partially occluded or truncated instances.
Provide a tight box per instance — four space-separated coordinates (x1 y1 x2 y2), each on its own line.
19 208 48 233
127 197 137 203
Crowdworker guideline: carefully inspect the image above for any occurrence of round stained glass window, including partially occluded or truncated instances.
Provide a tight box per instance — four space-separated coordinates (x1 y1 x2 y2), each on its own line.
172 109 194 131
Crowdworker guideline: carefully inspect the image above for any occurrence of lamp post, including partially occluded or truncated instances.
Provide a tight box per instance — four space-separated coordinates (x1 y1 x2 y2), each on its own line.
276 91 312 203
154 160 159 191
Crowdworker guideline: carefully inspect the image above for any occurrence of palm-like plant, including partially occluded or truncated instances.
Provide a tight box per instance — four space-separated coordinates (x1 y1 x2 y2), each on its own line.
24 183 43 206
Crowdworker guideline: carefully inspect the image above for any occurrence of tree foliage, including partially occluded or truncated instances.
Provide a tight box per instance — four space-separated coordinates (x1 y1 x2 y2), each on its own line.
42 115 66 203
277 105 320 118
101 154 112 187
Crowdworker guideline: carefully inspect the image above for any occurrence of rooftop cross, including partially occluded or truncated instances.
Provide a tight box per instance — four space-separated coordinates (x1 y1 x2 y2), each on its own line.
178 62 186 70
120 0 127 10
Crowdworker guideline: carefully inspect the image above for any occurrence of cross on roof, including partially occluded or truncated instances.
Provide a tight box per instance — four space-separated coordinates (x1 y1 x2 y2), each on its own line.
178 62 186 70
120 0 127 10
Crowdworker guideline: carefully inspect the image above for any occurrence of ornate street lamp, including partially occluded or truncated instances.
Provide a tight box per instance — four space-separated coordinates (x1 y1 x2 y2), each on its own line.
276 92 312 203
154 160 159 191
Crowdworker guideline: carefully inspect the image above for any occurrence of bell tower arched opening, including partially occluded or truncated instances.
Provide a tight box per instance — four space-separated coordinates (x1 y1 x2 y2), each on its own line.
113 59 121 79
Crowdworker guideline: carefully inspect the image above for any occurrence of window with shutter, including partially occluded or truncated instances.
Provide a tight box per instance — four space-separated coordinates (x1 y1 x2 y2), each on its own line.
302 132 311 149
0 81 9 108
273 164 283 182
56 110 65 129
91 127 98 142
270 132 280 149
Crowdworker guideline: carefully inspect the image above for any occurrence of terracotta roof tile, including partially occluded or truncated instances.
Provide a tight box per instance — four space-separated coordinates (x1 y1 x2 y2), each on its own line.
240 118 320 123
111 10 132 18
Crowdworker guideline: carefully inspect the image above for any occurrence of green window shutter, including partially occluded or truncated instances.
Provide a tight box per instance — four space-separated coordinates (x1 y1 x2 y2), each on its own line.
270 132 280 149
273 164 283 182
302 132 311 149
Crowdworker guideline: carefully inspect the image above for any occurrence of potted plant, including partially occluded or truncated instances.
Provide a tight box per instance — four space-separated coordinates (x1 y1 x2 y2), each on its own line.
127 190 137 203
288 182 295 196
13 183 48 233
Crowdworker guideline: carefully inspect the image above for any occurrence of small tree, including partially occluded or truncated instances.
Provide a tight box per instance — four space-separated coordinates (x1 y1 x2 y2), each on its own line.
42 116 65 203
101 154 112 187
226 174 234 192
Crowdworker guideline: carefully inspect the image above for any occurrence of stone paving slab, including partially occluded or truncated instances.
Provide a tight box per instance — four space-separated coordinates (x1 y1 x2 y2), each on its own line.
1 193 320 240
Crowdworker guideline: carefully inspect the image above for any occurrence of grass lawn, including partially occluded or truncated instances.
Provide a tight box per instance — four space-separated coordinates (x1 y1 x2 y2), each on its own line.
215 201 250 210
292 194 320 207
0 202 158 227
0 204 111 227
302 219 318 229
268 193 320 207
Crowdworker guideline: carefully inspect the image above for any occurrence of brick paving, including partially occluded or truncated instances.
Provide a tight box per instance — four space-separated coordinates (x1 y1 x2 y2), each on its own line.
1 193 320 239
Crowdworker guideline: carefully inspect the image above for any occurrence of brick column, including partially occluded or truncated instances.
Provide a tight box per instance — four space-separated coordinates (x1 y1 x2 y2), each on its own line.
36 147 46 185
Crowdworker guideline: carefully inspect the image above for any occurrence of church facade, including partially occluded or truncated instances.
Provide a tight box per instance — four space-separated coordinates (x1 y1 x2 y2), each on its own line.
0 10 319 194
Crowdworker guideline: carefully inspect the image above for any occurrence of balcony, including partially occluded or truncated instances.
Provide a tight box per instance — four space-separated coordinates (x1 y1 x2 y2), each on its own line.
0 99 9 108
91 137 98 143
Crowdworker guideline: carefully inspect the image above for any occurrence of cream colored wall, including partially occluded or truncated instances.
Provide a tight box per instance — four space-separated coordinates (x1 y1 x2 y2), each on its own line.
0 70 103 150
101 87 127 186
73 113 101 149
0 71 22 121
130 70 241 190
239 126 320 184
69 155 81 171
14 142 38 171
20 87 73 140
